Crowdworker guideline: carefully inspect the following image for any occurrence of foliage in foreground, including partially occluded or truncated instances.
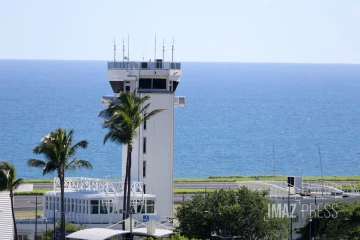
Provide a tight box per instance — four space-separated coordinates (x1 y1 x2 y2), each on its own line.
296 200 360 239
0 161 23 240
176 187 288 240
28 128 92 240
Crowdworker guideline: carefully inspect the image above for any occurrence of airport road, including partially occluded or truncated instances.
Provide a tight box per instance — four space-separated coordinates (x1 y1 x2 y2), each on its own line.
17 182 237 211
15 194 194 211
17 180 355 211
33 182 239 189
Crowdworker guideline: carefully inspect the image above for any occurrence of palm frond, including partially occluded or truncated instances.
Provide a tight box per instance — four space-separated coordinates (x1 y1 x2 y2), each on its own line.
0 169 8 191
66 159 93 171
28 159 46 168
144 108 165 120
12 178 23 190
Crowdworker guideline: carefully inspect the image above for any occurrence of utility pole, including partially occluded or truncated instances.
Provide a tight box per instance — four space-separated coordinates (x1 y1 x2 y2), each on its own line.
28 195 42 240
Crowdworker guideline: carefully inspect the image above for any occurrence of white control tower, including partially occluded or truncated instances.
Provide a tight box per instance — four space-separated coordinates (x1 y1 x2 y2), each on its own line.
105 54 185 219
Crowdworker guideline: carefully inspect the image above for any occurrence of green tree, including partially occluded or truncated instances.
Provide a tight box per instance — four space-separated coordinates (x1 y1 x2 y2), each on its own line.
28 128 92 240
0 161 23 240
42 221 84 240
296 200 360 239
99 90 163 225
176 187 288 240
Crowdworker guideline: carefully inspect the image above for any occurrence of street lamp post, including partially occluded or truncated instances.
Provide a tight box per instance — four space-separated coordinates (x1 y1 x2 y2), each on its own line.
44 218 52 240
205 207 221 240
53 200 56 240
309 219 312 240
28 195 42 240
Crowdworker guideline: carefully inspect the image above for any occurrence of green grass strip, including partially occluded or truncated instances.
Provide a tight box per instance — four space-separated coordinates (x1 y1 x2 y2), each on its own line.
23 175 360 184
23 179 53 183
14 188 53 195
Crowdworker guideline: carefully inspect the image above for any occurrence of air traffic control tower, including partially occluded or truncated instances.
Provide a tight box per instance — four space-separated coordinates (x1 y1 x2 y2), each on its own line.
105 54 185 219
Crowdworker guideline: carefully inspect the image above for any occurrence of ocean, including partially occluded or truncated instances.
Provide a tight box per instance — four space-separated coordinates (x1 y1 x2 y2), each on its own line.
1 60 360 179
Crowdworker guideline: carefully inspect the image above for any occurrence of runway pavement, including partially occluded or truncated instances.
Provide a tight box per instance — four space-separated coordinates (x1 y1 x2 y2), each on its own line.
16 182 238 211
16 180 354 211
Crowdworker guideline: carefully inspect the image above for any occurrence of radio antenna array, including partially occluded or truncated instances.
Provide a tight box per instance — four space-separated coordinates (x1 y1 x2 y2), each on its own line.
172 38 174 63
113 38 116 63
122 38 125 65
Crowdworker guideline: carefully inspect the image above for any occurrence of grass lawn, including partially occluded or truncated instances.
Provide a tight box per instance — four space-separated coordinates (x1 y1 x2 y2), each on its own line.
15 210 44 219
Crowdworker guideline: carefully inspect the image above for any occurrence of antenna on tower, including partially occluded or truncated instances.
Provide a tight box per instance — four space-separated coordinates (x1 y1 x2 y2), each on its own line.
162 38 165 62
122 37 125 65
172 38 174 63
272 141 275 177
154 33 157 60
127 35 130 63
113 38 116 63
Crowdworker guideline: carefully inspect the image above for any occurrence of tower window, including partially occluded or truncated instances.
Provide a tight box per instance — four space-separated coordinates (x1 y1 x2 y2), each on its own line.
143 184 146 194
143 161 146 177
143 137 146 153
144 118 147 130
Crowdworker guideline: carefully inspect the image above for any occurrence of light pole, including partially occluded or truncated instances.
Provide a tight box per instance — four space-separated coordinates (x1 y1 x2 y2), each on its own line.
309 218 312 240
53 200 56 240
44 218 52 240
28 195 42 240
205 207 221 240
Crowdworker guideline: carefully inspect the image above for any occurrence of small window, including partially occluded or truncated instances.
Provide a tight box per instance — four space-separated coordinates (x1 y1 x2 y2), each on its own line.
91 200 99 214
143 137 146 153
143 184 146 194
144 118 147 130
146 199 155 213
125 86 130 92
143 161 146 177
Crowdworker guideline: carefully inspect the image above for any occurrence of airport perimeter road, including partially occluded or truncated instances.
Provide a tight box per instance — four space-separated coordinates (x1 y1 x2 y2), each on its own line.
33 182 239 189
14 195 44 211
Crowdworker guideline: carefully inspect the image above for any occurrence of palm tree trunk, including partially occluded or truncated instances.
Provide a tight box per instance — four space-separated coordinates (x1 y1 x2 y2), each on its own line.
126 144 133 240
126 144 132 217
10 192 18 240
122 153 129 230
60 175 66 240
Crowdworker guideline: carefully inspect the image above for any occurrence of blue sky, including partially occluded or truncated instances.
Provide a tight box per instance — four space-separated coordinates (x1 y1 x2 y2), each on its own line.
1 0 359 63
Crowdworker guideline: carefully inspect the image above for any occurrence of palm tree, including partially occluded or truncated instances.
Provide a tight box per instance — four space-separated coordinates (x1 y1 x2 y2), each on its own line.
28 128 92 240
0 161 23 240
99 90 164 226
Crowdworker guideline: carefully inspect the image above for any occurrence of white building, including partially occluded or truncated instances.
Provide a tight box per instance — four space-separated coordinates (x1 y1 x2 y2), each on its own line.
43 177 158 224
106 59 184 218
0 191 14 240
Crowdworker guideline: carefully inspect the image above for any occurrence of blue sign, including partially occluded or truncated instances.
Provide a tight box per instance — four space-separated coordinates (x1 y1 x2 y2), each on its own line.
143 215 149 222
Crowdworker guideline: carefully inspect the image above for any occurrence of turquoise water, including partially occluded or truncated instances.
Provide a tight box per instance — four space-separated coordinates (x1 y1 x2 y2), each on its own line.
1 60 360 179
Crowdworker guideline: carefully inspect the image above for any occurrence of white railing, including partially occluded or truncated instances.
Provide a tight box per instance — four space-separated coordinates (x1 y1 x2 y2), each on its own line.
53 177 143 194
108 61 181 70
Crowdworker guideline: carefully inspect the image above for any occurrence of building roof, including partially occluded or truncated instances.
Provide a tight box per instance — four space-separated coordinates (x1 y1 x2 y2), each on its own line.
66 227 174 240
66 228 128 240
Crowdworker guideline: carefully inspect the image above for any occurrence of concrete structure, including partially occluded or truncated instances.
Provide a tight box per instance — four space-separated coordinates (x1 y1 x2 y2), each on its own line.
105 59 184 218
0 191 14 240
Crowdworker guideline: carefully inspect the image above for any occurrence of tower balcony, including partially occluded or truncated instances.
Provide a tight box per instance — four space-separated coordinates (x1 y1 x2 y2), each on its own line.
108 61 181 70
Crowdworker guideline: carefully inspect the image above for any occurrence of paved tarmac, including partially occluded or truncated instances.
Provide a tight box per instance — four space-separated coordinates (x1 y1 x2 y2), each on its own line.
15 182 238 211
15 180 355 211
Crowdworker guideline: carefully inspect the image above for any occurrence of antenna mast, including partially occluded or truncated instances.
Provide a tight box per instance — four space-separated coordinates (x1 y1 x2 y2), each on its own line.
318 144 324 196
162 38 165 62
127 35 130 63
172 38 174 63
154 33 156 60
113 38 116 63
122 37 125 65
273 141 275 177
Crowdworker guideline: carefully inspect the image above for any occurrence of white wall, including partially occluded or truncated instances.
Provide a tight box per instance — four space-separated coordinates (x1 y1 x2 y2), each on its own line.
0 191 14 240
139 93 174 218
